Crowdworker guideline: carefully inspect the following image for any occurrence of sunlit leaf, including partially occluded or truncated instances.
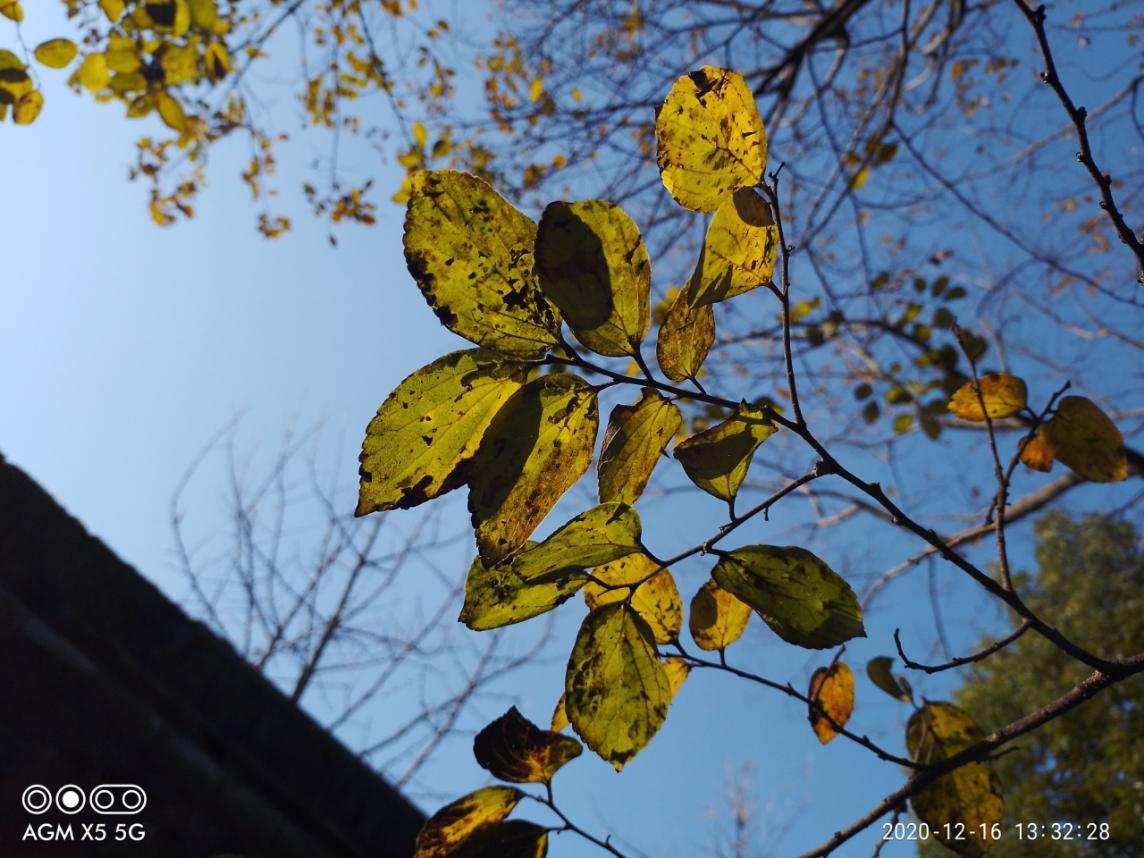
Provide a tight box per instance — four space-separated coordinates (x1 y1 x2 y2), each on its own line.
656 66 767 212
188 0 218 29
468 373 599 562
688 189 778 306
99 0 126 22
656 286 714 382
907 702 1004 856
12 89 42 125
551 693 569 732
947 373 1027 421
404 170 561 357
584 554 682 644
33 39 78 70
663 656 690 699
473 706 582 783
712 546 865 649
357 349 527 514
449 821 548 857
0 2 22 24
866 656 911 702
807 661 854 744
1046 396 1127 482
156 91 187 132
460 543 587 631
77 54 110 92
414 786 524 858
689 578 751 651
566 603 670 769
535 199 650 357
673 405 777 502
598 390 682 503
1019 426 1054 473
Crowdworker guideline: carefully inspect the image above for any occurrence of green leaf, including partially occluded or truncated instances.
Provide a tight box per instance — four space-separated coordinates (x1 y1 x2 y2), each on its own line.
565 603 671 770
535 199 650 357
712 546 865 648
449 821 549 857
673 406 777 501
947 373 1027 421
688 578 751 651
866 656 911 702
33 39 78 70
357 349 527 515
584 554 682 644
807 661 854 745
656 66 767 212
473 707 582 783
460 502 645 629
468 373 599 563
655 286 714 382
1046 396 1127 483
598 391 683 503
415 787 524 858
687 189 778 306
907 702 1004 856
404 170 561 357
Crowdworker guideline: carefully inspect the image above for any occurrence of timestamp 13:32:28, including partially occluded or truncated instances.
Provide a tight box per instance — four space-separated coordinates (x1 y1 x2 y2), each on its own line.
881 820 1113 843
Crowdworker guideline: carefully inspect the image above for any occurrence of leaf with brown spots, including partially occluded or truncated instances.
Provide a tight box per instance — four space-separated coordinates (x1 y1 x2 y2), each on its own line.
414 786 524 858
947 373 1027 421
688 189 778 306
689 579 751 651
807 661 854 744
449 821 548 857
656 286 715 382
468 373 599 563
404 170 561 357
357 349 528 515
565 603 671 770
473 706 582 783
673 405 778 502
583 553 682 644
598 390 683 504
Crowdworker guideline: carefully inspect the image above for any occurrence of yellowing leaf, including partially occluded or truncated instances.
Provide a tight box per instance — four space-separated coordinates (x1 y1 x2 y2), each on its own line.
688 189 778 306
448 821 548 857
1046 396 1127 482
535 199 651 357
100 0 127 22
412 119 427 148
673 405 777 501
414 786 524 858
0 2 23 24
77 53 110 92
656 286 714 382
947 373 1027 421
689 578 751 651
866 656 911 702
1019 426 1055 473
656 66 767 212
468 373 599 563
584 554 682 644
357 349 527 515
0 50 32 103
33 39 78 70
566 603 671 769
598 391 682 503
663 656 690 699
712 546 865 649
907 702 1004 856
156 91 187 131
204 40 230 81
807 661 854 744
404 171 561 357
12 89 42 125
529 78 544 102
459 543 588 631
551 693 569 732
473 706 582 783
188 0 218 29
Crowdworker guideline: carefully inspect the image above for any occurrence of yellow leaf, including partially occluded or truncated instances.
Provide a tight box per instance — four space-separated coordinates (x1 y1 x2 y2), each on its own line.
358 349 528 515
414 786 524 858
529 78 543 102
156 91 187 132
33 39 79 70
99 0 126 22
807 661 855 744
688 188 778 306
565 603 670 770
535 199 651 357
204 40 230 81
467 373 599 563
0 2 23 24
688 578 750 651
188 0 218 29
866 656 911 702
947 373 1027 421
656 283 715 382
663 656 690 699
656 66 767 212
598 390 682 504
1019 426 1055 473
673 405 778 502
126 93 155 118
551 693 569 732
583 554 682 644
77 53 110 92
412 119 427 148
1046 396 1127 482
849 164 870 191
12 89 42 125
907 702 1004 856
473 706 582 783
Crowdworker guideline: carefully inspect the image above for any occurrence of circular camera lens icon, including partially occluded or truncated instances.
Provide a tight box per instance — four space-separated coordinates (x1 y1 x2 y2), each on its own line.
90 784 147 815
55 785 86 815
21 785 53 815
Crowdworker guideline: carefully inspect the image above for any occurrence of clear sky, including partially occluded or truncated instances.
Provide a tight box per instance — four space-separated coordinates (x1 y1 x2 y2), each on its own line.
2 4 1139 857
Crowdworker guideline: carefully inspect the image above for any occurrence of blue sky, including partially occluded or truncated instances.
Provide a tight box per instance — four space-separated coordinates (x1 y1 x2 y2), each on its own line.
2 3 1140 857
